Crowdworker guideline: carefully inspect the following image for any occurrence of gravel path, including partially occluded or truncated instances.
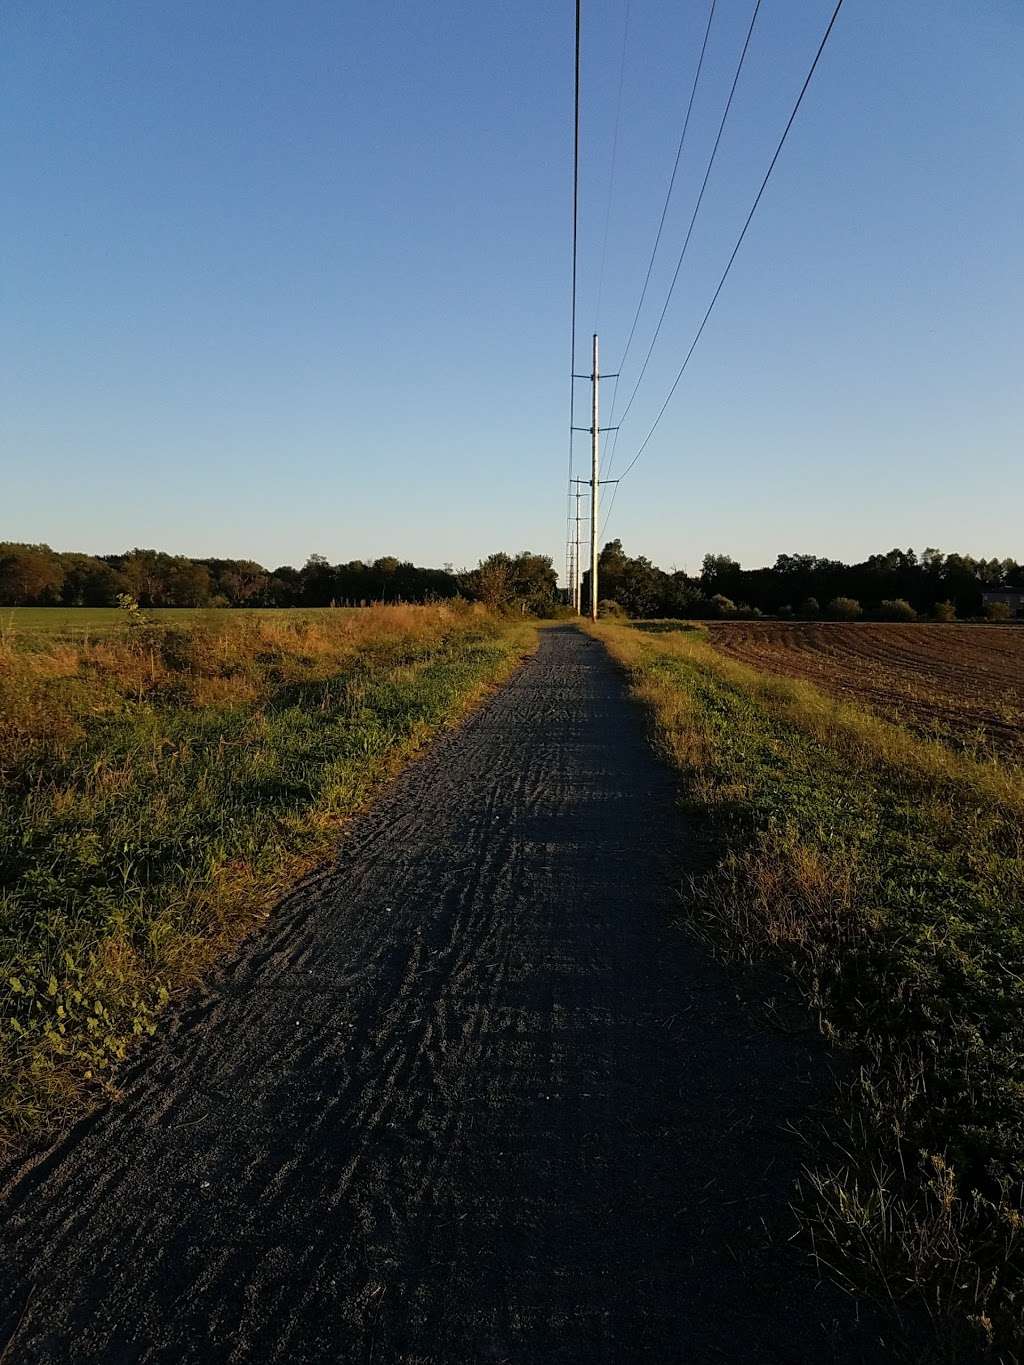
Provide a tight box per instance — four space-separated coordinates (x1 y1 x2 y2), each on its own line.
0 627 896 1363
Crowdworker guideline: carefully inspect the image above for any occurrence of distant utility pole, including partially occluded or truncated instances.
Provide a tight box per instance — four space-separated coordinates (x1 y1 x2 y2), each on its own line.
573 333 619 619
569 478 588 613
574 483 584 613
589 333 600 621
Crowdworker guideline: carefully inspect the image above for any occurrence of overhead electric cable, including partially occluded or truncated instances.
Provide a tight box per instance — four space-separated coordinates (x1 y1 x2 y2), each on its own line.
593 0 632 333
602 0 847 533
607 0 762 471
602 0 717 461
566 0 582 585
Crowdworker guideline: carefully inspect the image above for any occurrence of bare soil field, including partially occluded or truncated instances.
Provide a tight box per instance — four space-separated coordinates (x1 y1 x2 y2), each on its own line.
706 621 1024 762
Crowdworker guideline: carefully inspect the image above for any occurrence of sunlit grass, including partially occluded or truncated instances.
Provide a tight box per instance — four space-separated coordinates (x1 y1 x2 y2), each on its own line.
591 619 1024 1355
1 603 532 1149
0 605 361 644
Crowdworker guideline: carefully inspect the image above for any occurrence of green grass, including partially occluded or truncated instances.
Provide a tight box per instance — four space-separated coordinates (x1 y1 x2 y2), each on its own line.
592 620 1024 1357
1 606 356 642
0 604 532 1149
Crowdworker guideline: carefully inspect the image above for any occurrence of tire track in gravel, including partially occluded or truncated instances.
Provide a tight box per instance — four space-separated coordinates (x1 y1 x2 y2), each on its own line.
0 626 903 1363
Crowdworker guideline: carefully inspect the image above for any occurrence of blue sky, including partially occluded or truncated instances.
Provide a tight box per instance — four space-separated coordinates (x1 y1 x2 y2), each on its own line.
2 0 1021 577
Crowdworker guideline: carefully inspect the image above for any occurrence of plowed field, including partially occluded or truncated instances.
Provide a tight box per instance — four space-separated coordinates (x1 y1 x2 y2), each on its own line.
706 621 1024 762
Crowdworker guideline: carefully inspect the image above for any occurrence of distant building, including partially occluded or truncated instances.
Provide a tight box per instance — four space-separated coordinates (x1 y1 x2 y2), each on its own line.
982 590 1024 618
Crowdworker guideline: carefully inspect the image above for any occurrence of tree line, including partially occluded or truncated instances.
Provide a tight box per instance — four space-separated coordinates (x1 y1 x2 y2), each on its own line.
585 542 1023 620
0 543 560 614
2 540 1020 620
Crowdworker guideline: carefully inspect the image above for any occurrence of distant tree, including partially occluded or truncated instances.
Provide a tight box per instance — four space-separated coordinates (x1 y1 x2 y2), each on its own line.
59 553 128 606
162 557 211 607
585 542 703 619
462 551 556 615
663 571 703 618
0 544 64 605
701 554 742 598
119 549 166 606
116 550 210 607
270 565 302 606
932 600 956 622
509 551 558 614
198 559 271 606
462 553 516 611
299 553 338 606
799 596 821 619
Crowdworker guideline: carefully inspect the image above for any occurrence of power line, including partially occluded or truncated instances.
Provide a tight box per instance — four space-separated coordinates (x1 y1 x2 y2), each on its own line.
593 0 632 334
566 0 582 589
607 0 763 471
603 0 717 470
603 0 847 532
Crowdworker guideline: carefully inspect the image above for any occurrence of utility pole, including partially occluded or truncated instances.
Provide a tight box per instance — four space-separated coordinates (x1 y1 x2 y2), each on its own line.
574 483 583 613
572 336 619 619
569 478 587 613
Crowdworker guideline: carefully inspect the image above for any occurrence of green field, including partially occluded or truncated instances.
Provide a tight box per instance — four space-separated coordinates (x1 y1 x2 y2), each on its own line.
1 606 352 642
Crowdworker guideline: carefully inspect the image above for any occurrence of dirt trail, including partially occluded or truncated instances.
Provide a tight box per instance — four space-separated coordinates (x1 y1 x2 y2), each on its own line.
0 627 896 1363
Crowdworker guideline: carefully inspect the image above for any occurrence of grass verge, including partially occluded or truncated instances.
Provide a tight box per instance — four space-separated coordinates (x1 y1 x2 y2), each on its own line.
1 604 533 1153
590 620 1024 1358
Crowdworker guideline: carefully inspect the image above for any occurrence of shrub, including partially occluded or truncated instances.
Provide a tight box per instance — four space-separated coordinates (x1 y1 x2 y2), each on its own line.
985 600 1013 623
877 598 917 622
708 593 737 618
597 599 627 620
827 596 863 621
799 597 821 620
777 604 795 620
932 600 956 623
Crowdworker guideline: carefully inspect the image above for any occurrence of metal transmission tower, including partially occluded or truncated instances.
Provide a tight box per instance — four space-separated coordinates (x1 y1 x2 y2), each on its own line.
573 334 619 619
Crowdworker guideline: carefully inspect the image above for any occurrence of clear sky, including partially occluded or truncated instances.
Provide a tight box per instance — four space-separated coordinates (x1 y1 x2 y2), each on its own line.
2 1 1021 577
